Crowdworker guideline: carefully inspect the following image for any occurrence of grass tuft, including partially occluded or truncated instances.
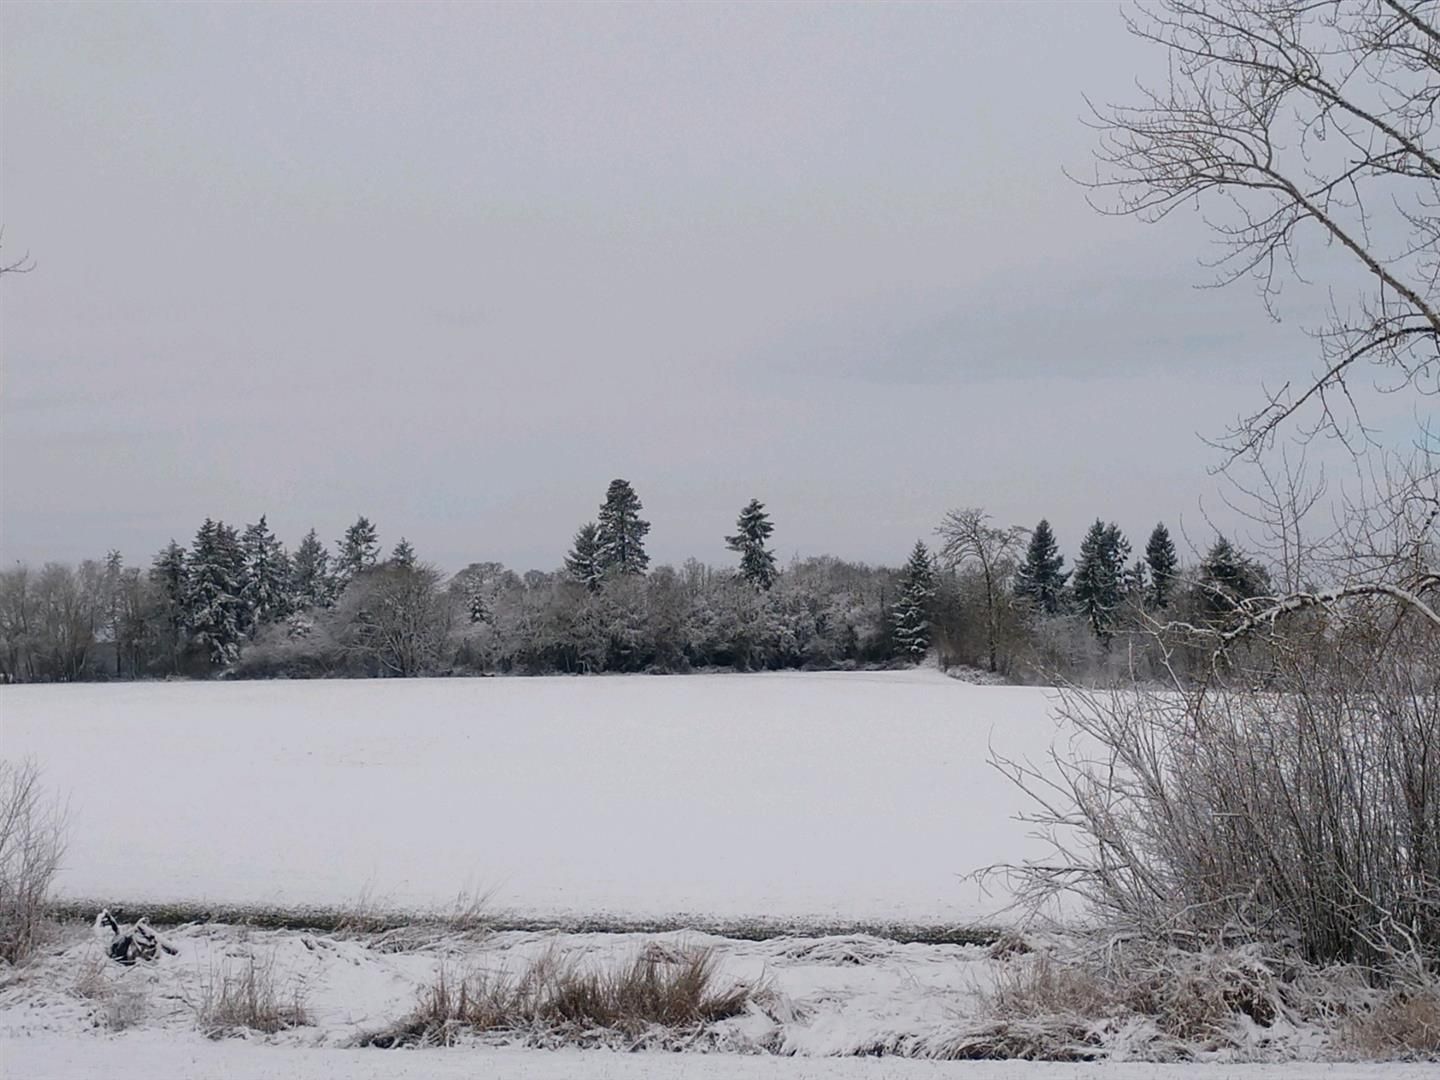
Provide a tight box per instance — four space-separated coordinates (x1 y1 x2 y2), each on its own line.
196 955 309 1038
366 945 757 1048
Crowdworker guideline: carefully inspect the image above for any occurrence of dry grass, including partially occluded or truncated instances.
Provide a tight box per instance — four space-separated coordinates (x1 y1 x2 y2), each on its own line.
336 886 491 951
196 955 309 1038
0 760 67 966
950 941 1312 1060
1343 984 1440 1061
70 952 148 1031
367 945 757 1048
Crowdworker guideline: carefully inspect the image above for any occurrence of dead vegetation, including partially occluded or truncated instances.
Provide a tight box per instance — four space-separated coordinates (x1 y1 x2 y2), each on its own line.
365 945 758 1048
70 952 148 1031
195 955 309 1038
0 760 66 966
334 886 491 951
1342 983 1440 1061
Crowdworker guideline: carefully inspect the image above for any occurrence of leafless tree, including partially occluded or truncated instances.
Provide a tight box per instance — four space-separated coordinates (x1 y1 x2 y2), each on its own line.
1080 0 1438 457
937 508 1026 672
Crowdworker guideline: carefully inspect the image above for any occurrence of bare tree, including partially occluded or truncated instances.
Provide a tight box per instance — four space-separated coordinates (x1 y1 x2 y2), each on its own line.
937 508 1026 672
1080 0 1439 457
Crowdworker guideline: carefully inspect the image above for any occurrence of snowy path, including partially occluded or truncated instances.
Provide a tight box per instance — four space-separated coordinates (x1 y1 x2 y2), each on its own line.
4 1037 1430 1080
0 670 1063 924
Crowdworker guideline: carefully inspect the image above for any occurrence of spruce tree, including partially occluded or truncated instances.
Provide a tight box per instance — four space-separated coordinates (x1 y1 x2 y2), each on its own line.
1195 536 1270 623
149 540 188 672
291 528 335 610
1071 519 1131 640
390 537 417 569
595 479 650 575
1144 522 1179 609
564 522 605 592
1013 519 1069 614
186 518 245 666
891 540 935 661
337 516 380 585
726 498 778 590
240 515 292 631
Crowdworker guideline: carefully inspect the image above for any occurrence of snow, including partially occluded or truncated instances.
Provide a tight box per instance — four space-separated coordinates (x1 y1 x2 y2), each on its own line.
5 1036 1432 1080
0 923 1427 1076
0 669 1063 925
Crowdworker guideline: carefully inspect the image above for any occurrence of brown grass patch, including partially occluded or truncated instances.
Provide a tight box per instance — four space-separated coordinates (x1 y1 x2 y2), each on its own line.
1343 985 1440 1060
196 955 309 1038
367 946 757 1047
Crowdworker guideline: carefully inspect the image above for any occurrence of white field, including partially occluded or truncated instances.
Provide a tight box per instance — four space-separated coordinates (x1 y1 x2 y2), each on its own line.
0 669 1065 925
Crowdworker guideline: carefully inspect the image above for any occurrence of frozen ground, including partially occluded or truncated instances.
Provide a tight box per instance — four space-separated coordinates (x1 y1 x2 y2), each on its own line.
0 669 1063 925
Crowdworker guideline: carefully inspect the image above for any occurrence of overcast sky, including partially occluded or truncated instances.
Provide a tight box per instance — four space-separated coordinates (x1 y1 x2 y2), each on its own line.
1 2 1347 573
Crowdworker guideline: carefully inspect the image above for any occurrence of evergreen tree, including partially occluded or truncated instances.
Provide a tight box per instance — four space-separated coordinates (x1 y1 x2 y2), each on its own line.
103 550 125 676
564 522 605 592
1195 536 1270 623
149 540 188 673
891 540 935 661
239 515 292 631
1013 519 1069 614
1071 519 1131 640
337 516 380 585
1144 522 1179 609
186 518 245 666
726 498 778 590
390 537 417 569
595 479 650 575
291 528 335 610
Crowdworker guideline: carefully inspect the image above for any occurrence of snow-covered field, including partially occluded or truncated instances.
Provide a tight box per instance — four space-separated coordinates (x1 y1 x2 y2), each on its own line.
1 669 1062 925
2 672 1429 1074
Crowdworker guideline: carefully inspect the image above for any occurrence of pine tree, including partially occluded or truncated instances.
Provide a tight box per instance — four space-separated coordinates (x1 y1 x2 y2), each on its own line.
291 529 335 610
390 537 417 569
726 498 778 590
1013 519 1069 614
564 522 605 592
1071 519 1131 640
186 518 245 666
595 479 650 576
149 540 188 672
891 540 935 661
337 516 380 585
1144 522 1179 609
239 515 292 632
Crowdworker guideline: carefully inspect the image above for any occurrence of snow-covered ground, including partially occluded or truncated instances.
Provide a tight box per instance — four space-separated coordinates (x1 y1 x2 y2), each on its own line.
7 1038 1430 1080
1 922 1420 1075
0 669 1062 925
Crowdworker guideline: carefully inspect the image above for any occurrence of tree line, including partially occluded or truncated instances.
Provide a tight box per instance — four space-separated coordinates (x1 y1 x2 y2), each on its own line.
0 478 1273 683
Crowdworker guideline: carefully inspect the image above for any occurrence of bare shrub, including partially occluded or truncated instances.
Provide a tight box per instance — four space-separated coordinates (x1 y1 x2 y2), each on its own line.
368 946 756 1047
196 955 309 1038
997 608 1438 970
0 760 67 966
